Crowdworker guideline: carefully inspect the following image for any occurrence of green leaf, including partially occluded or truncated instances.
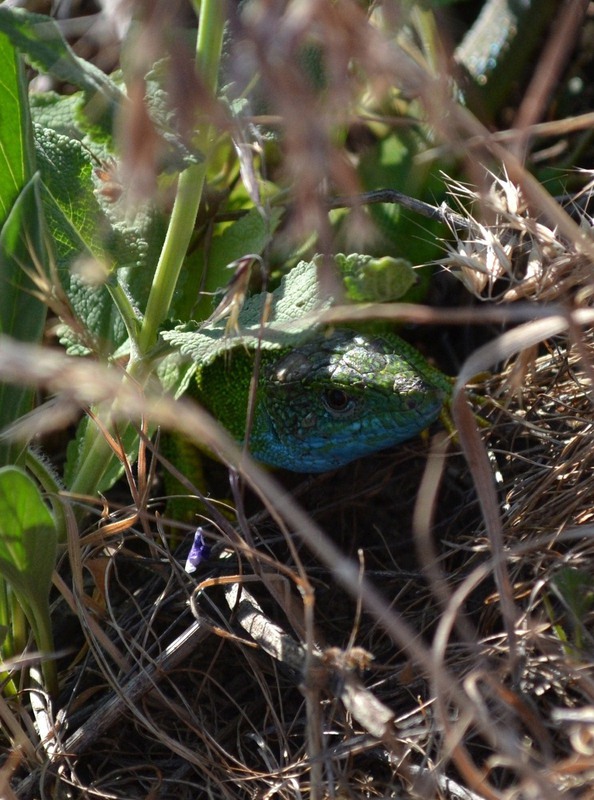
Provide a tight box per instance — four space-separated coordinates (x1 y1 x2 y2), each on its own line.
0 175 49 344
162 255 334 366
164 247 420 369
63 416 139 495
164 248 423 376
34 123 159 272
0 466 57 692
35 125 111 264
143 58 204 173
206 208 284 278
335 253 417 302
0 35 30 217
0 467 56 599
552 568 594 621
0 33 49 465
0 6 124 141
30 90 87 140
356 129 450 302
186 207 284 321
33 123 166 355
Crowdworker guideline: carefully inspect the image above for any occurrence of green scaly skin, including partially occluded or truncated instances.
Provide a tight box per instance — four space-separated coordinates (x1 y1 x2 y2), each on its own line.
194 328 451 472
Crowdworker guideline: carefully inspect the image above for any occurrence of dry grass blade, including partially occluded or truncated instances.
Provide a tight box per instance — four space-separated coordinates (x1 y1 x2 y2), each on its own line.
511 0 589 157
0 336 512 792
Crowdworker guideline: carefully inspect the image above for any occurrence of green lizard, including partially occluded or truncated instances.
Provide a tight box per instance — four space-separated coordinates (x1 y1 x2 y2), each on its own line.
192 328 451 472
165 256 451 473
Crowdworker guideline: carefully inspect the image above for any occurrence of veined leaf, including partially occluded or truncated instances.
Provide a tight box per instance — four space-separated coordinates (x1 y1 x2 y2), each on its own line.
163 250 418 369
162 256 333 367
0 466 57 693
0 36 30 217
184 206 284 322
335 252 417 302
34 124 167 355
0 33 49 466
0 467 56 602
0 6 124 141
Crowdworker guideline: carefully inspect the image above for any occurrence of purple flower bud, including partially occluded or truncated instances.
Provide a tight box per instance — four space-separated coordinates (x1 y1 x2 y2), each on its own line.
185 528 211 573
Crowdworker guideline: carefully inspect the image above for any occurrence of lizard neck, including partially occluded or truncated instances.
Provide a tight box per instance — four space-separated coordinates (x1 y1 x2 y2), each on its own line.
193 346 278 445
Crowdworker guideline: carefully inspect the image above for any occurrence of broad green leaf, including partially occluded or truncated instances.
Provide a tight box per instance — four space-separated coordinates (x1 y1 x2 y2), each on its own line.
34 124 166 355
0 6 124 141
144 57 204 173
35 125 111 264
34 123 161 273
30 90 86 140
208 208 284 277
335 253 417 302
0 467 56 600
0 466 57 691
0 34 49 465
0 34 29 217
164 250 420 370
0 175 48 344
162 256 335 367
185 207 284 321
357 129 448 301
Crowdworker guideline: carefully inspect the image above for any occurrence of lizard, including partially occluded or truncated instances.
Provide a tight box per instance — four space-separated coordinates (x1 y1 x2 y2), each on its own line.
164 256 452 474
192 327 451 472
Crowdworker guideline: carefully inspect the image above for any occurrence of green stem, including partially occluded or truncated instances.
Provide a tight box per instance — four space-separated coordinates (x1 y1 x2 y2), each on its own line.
137 0 225 356
26 448 68 543
410 5 440 75
68 415 109 502
69 0 226 500
10 592 27 657
136 161 208 356
0 581 12 653
107 281 141 357
0 584 18 696
28 602 58 697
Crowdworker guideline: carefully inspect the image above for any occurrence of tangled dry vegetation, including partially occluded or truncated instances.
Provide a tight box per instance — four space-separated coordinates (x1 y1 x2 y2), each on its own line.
3 1 594 799
12 252 594 800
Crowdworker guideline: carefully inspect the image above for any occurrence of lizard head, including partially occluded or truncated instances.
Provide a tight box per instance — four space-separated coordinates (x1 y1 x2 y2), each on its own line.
250 329 449 472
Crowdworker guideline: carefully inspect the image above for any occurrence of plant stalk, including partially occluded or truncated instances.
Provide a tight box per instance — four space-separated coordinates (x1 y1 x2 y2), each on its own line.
70 0 226 500
136 0 226 356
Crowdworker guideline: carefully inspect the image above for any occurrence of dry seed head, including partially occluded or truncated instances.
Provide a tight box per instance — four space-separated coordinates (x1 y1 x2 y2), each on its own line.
440 174 594 303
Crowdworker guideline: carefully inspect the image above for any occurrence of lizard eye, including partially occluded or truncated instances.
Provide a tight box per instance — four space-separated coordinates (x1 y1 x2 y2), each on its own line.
322 388 354 414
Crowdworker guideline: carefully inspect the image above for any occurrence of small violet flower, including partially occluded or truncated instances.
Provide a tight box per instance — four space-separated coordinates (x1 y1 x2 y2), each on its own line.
184 527 211 573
